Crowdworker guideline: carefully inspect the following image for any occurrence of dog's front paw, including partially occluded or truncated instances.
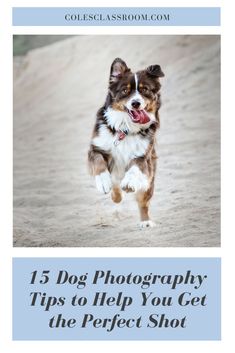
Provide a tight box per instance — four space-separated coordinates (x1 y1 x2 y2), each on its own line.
121 166 149 193
139 220 156 229
95 170 112 194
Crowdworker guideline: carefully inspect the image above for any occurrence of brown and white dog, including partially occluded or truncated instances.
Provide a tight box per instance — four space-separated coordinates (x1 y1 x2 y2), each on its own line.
88 58 164 228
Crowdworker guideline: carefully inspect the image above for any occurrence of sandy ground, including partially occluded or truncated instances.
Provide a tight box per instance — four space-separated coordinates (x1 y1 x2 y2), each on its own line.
13 35 220 247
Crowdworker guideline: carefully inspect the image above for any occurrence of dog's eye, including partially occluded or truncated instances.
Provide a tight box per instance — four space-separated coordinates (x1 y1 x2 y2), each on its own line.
142 86 149 93
121 88 128 95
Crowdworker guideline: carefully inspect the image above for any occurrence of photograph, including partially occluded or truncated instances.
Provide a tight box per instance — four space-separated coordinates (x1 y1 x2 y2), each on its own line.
13 35 220 247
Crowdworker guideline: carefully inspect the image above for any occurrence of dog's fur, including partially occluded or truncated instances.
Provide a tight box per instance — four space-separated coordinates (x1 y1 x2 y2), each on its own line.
88 58 164 228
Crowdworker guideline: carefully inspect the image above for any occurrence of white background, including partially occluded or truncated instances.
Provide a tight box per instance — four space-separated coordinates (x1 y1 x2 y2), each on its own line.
0 0 234 352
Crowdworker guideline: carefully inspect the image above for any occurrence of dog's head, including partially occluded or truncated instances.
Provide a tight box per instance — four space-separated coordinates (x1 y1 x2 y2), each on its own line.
108 58 164 124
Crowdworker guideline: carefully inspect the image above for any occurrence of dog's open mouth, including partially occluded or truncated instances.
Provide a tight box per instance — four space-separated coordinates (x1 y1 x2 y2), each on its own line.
127 109 151 124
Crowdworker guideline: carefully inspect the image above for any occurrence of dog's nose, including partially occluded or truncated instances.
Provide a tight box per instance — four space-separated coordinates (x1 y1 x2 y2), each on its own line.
131 100 141 109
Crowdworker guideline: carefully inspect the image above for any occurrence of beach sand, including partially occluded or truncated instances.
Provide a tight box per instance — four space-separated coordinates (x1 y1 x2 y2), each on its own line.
13 35 220 247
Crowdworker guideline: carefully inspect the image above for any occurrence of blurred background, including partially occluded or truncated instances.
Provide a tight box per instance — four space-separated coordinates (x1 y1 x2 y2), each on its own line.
13 35 73 56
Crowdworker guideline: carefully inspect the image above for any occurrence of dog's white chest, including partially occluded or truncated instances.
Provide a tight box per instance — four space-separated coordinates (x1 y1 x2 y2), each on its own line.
112 133 147 165
92 125 149 181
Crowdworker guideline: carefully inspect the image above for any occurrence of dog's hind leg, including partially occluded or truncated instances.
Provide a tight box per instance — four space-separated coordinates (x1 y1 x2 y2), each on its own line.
136 180 156 228
111 185 122 203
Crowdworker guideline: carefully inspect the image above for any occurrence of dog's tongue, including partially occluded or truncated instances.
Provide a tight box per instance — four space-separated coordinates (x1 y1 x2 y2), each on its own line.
129 110 150 124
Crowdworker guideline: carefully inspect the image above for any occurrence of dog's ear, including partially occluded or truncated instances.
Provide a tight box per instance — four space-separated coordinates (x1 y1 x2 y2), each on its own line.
146 64 165 78
109 58 130 84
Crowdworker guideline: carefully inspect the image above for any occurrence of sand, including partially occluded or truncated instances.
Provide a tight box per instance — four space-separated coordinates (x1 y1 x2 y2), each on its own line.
13 35 220 247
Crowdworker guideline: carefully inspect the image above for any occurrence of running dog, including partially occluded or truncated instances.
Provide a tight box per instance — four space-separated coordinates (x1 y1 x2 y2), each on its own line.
88 58 164 228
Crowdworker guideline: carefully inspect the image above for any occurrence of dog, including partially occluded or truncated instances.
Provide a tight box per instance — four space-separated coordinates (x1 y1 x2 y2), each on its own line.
88 58 164 228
